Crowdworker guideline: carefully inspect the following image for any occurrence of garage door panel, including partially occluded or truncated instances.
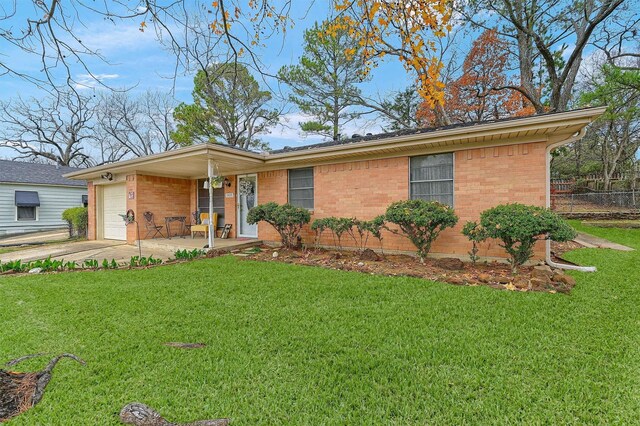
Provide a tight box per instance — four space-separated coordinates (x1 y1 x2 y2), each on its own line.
102 183 126 240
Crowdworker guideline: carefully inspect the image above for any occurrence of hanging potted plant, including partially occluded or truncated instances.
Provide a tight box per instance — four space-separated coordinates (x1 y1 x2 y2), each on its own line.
210 176 224 189
239 179 255 208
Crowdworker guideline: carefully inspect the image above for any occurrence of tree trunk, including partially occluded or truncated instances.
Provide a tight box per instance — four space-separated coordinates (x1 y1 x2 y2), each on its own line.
119 402 229 426
0 354 85 422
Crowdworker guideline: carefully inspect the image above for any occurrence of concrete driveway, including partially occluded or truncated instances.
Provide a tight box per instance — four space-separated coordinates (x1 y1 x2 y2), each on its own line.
0 240 176 264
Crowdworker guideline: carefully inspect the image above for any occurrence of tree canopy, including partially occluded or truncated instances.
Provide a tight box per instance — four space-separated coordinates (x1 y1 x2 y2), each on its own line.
278 20 368 140
172 63 279 149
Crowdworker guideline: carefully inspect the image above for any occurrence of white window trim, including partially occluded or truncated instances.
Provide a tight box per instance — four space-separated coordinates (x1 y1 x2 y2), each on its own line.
409 153 455 207
288 167 315 210
15 205 39 222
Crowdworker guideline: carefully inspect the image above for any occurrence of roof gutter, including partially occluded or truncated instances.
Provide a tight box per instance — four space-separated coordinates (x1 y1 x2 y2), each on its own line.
545 127 596 272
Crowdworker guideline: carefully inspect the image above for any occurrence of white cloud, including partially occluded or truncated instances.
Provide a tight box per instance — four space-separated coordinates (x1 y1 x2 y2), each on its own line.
73 73 120 90
76 23 160 53
264 111 385 149
269 112 324 143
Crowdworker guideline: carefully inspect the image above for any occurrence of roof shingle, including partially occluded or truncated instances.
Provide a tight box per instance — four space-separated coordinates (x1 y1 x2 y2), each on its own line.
0 160 86 187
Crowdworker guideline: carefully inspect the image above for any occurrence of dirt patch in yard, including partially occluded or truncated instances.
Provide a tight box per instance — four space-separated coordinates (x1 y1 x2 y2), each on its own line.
242 246 578 293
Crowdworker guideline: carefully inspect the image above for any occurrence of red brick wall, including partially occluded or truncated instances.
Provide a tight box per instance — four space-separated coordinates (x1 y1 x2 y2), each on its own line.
256 170 288 241
255 142 548 260
125 174 192 243
87 182 96 240
224 176 237 238
86 142 548 260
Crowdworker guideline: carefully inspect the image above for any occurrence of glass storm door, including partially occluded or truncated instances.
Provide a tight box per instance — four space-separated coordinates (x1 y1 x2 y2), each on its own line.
237 174 258 237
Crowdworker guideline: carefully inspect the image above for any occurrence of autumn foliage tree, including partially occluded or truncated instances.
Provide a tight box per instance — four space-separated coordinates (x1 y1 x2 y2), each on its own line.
331 0 453 108
418 30 535 125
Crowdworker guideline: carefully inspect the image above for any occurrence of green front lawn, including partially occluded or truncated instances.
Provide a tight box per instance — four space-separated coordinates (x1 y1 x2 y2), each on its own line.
1 225 639 424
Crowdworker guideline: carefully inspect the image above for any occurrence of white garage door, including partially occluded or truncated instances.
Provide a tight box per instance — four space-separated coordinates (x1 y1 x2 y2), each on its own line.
102 183 127 240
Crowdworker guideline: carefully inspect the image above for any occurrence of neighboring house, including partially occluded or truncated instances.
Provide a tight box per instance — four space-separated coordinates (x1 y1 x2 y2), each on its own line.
0 160 87 236
66 107 605 261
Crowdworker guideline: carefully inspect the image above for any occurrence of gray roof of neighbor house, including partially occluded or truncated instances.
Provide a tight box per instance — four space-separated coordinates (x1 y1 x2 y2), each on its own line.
0 159 86 187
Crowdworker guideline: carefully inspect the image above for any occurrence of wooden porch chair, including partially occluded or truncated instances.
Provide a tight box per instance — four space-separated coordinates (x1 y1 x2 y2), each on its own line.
184 211 198 234
191 212 218 238
143 211 166 239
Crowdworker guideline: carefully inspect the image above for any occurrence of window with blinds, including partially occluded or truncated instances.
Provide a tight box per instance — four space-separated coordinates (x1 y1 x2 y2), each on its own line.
288 168 314 209
410 153 454 206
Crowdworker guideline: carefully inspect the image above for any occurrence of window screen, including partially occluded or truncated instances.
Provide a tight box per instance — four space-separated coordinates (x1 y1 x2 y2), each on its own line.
289 168 314 209
17 206 36 221
410 153 454 206
197 179 225 227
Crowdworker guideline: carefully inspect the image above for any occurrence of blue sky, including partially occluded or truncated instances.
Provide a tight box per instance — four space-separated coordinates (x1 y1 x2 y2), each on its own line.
0 2 412 156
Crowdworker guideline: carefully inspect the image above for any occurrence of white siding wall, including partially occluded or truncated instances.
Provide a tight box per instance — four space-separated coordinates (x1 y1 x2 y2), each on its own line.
0 183 87 236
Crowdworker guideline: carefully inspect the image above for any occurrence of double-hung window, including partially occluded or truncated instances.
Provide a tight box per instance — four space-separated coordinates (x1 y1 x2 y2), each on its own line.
288 168 314 209
410 153 454 206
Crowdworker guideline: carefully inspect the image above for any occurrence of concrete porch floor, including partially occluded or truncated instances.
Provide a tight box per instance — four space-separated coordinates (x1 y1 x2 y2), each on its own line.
136 237 262 252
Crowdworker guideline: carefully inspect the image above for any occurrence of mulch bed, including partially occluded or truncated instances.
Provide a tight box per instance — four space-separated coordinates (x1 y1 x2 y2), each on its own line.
241 246 579 293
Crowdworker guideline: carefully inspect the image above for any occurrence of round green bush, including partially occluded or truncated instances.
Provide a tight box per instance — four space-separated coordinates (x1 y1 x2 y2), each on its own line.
247 202 311 248
384 199 458 261
62 207 88 237
479 203 577 271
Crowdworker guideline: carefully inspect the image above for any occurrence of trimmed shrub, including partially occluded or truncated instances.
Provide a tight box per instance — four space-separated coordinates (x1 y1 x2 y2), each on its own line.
365 215 386 253
479 203 577 272
462 221 488 264
62 207 88 237
247 202 311 249
312 216 386 253
384 199 458 261
311 217 332 249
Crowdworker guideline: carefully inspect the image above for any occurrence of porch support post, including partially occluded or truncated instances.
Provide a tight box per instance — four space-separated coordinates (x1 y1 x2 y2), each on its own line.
207 158 215 249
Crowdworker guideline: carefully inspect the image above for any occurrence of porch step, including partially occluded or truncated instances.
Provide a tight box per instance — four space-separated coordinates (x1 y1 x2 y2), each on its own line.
135 238 262 253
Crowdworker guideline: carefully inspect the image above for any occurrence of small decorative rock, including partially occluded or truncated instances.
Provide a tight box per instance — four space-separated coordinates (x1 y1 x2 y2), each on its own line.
28 268 42 274
357 262 365 267
529 277 548 289
532 265 554 280
272 251 279 258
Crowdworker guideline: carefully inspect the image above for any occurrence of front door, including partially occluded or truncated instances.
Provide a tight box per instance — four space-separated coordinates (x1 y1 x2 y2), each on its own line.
237 174 258 237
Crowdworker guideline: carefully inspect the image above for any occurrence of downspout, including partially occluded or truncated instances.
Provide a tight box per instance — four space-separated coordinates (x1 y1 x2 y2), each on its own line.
207 158 215 249
545 128 596 272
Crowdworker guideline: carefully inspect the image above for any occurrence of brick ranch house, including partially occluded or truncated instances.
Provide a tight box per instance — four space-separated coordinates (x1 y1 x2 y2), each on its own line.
65 107 605 262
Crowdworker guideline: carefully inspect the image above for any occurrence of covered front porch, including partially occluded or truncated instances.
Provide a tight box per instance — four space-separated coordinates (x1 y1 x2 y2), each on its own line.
70 144 265 246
